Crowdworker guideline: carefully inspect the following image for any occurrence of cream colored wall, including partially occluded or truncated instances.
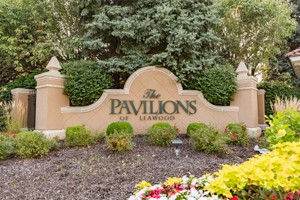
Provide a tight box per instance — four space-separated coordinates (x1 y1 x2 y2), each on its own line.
33 58 264 136
61 67 239 133
11 88 35 128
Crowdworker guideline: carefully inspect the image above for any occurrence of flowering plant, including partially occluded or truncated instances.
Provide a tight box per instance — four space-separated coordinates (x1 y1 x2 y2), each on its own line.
265 107 300 147
128 175 224 200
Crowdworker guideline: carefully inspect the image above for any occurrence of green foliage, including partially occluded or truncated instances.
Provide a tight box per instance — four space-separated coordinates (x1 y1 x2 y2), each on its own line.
96 131 106 141
15 131 54 158
265 107 300 147
63 60 113 106
0 69 42 103
0 0 84 87
0 133 15 160
105 130 134 152
257 81 300 116
151 122 172 129
216 0 297 75
0 106 6 131
65 125 97 147
206 142 300 198
106 122 134 136
192 65 237 106
190 125 229 153
225 123 249 146
186 123 207 137
81 0 221 88
147 123 179 147
263 56 300 87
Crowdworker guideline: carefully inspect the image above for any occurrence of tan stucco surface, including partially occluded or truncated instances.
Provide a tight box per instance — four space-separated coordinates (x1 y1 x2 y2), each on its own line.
61 67 239 134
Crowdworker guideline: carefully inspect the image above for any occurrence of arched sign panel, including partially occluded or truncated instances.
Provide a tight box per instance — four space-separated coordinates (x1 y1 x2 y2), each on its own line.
61 66 239 134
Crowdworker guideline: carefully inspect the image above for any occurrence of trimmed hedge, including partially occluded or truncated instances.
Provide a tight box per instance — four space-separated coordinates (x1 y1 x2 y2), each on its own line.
106 122 134 135
147 122 178 147
65 125 97 147
257 81 300 116
63 60 113 106
191 65 237 106
186 123 207 137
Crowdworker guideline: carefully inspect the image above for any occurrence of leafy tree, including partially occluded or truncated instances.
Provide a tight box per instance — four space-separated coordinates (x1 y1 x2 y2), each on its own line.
80 0 221 88
289 0 300 50
216 0 297 75
0 0 83 87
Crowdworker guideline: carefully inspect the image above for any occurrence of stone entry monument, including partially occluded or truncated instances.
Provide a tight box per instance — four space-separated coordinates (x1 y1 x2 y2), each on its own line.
12 57 265 138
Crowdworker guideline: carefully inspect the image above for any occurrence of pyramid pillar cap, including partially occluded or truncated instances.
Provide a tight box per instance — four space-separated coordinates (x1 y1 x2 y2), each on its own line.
46 56 62 74
236 61 249 79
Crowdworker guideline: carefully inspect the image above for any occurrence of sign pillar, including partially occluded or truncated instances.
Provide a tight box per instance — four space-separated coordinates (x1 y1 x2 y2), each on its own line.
35 57 69 132
231 62 261 137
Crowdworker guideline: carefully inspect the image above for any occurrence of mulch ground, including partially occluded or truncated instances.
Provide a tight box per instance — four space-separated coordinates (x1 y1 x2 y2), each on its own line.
0 135 258 200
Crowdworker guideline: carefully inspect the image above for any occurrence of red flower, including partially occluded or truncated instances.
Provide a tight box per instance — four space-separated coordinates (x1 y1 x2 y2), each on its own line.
231 195 239 200
257 138 261 142
272 195 277 199
233 134 238 140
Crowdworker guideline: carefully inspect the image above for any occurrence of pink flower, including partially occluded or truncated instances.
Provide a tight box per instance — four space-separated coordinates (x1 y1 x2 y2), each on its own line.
297 190 300 195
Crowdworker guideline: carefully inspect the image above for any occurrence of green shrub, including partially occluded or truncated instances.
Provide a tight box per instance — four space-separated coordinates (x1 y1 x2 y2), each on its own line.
105 130 134 152
0 106 6 131
106 122 134 136
257 81 300 116
190 125 229 153
225 123 249 146
0 69 43 103
186 123 207 137
15 131 54 158
65 125 97 147
147 123 179 147
0 133 15 160
191 65 237 106
63 60 113 106
265 107 300 147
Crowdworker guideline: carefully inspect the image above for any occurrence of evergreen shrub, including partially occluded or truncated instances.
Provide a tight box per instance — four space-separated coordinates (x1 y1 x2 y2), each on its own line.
186 123 207 137
225 123 249 146
65 125 97 147
63 60 113 106
106 122 134 136
147 122 178 147
0 133 15 160
105 130 134 152
191 65 237 106
15 131 55 158
257 81 300 116
190 125 229 153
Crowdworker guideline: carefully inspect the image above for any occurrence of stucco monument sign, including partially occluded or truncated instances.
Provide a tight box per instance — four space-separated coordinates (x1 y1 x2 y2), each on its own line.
12 57 265 138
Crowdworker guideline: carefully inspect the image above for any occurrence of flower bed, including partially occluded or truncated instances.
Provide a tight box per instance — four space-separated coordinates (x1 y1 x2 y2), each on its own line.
128 141 300 200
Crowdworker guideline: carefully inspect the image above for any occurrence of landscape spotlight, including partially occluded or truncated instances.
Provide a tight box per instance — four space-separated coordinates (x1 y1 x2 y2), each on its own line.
171 139 183 156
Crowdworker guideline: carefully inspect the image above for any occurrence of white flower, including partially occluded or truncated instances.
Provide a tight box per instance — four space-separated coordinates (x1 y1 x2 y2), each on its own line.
127 195 141 200
187 197 196 200
190 188 200 198
159 197 168 200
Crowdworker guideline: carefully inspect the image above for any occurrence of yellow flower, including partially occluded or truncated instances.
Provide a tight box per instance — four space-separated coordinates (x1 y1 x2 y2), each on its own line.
135 180 151 189
164 177 182 186
278 129 286 137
